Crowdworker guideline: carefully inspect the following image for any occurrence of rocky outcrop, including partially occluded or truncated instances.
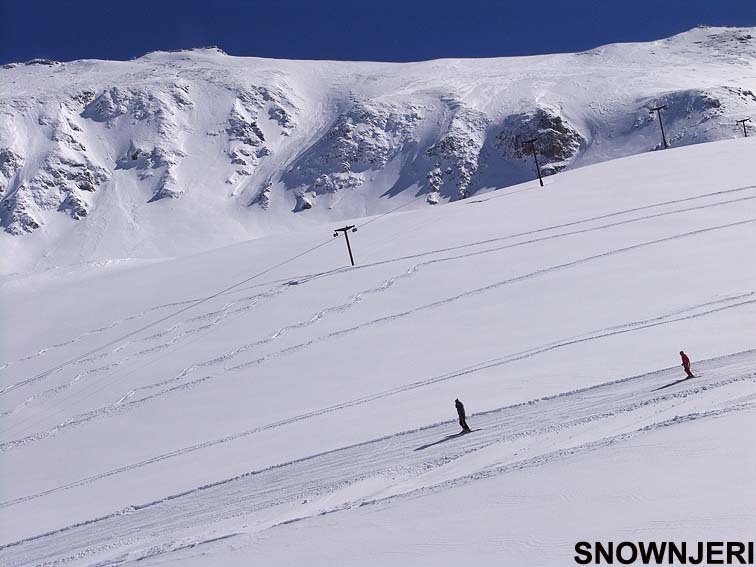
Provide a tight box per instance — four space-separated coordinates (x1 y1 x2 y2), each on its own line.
283 101 423 205
1 107 109 234
638 87 756 149
84 82 194 125
0 27 753 251
2 159 108 234
116 143 185 201
0 148 22 199
249 179 273 210
24 59 61 67
2 187 40 234
12 155 108 228
223 85 296 186
225 99 271 185
689 27 756 60
82 84 191 201
495 108 584 175
425 105 488 201
247 85 296 132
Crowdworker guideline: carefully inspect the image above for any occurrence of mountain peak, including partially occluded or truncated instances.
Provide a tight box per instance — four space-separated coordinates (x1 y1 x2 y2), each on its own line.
1 28 754 273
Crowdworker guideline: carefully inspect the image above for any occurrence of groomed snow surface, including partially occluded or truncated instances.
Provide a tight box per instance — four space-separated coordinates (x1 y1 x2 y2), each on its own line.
1 137 755 565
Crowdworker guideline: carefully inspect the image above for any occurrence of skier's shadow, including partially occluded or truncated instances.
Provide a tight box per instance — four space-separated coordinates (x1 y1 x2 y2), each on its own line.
652 377 693 392
414 430 480 451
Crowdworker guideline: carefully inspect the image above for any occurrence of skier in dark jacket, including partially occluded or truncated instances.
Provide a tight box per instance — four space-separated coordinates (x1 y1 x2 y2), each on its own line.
680 350 694 378
455 398 472 433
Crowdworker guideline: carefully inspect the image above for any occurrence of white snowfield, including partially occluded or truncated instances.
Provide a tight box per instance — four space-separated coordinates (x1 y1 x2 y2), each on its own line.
0 135 755 565
1 26 755 274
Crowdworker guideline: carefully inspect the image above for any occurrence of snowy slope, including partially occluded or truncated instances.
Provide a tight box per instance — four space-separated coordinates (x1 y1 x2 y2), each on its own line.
0 136 755 565
1 26 755 273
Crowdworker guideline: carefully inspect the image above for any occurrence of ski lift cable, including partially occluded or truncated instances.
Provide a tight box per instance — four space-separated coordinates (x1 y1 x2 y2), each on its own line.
2 191 440 435
1 238 338 399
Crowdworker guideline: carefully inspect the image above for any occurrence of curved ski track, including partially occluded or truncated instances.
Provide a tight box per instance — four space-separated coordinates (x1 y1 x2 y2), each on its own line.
0 350 754 566
2 198 756 450
2 182 754 376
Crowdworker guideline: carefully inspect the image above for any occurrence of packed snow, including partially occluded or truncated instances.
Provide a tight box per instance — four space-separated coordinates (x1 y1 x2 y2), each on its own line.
1 132 755 564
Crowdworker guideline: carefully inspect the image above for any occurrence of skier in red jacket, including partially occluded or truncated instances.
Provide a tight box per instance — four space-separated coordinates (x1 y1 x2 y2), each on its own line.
680 350 694 378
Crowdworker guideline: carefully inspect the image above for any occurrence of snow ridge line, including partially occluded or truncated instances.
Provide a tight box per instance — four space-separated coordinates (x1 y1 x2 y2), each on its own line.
1 349 754 515
85 532 243 567
246 379 756 528
2 293 753 455
461 381 756 463
268 396 756 535
430 403 756 496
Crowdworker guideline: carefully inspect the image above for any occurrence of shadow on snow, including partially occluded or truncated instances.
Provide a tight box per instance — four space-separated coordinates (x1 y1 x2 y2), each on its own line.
652 377 694 392
414 429 480 451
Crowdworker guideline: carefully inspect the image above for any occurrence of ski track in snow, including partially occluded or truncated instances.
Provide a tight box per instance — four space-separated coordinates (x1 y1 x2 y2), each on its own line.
2 181 754 376
2 185 755 429
2 205 756 450
223 216 756 373
354 182 756 272
0 286 287 420
0 350 754 566
0 285 288 395
2 283 755 455
2 269 756 467
0 298 203 372
221 182 756 296
2 56 755 562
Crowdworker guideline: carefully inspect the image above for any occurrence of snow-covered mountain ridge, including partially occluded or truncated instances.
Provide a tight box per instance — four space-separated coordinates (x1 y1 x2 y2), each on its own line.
1 26 754 273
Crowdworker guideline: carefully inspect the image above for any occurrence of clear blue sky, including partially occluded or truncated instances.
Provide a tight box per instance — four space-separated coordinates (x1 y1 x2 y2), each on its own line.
1 0 754 64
